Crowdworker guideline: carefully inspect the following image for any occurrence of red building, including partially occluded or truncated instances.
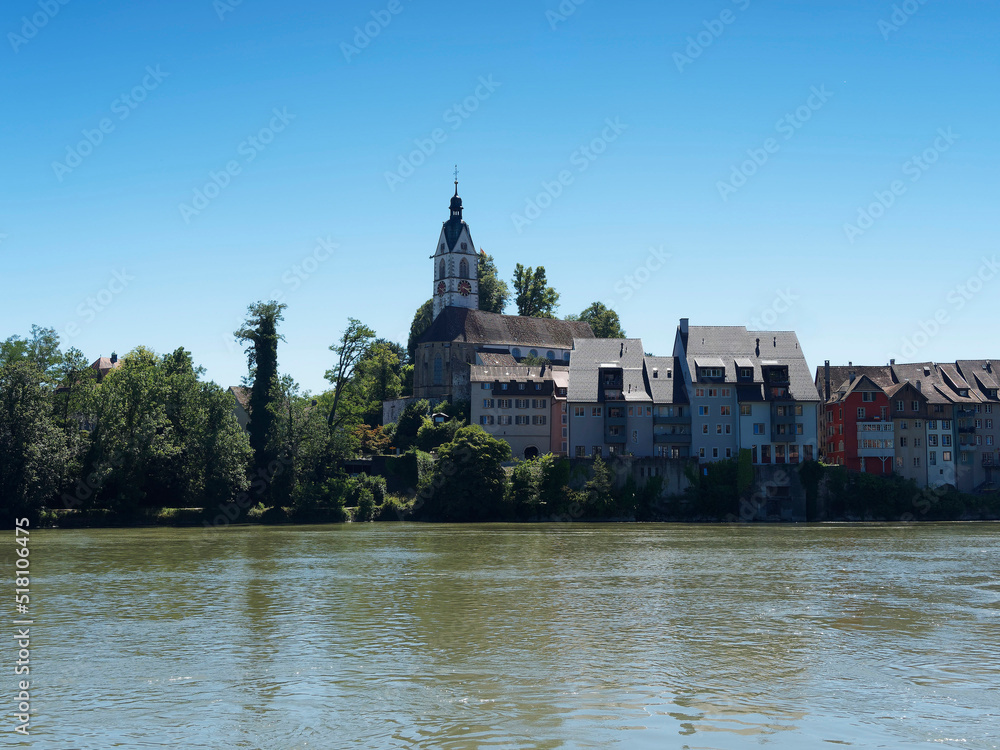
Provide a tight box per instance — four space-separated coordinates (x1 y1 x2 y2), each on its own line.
821 372 894 475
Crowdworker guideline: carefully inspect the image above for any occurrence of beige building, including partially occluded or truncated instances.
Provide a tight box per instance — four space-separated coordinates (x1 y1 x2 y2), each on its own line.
470 364 568 460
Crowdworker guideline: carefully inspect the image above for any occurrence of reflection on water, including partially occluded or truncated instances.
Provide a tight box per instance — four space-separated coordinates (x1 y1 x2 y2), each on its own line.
25 523 1000 749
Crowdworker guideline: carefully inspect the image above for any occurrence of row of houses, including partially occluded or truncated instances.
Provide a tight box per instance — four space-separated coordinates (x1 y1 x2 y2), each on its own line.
460 318 997 494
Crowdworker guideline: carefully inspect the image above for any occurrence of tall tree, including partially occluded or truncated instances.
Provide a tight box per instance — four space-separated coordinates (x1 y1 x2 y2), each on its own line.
568 302 626 338
0 361 72 524
1 325 65 379
325 318 376 430
512 264 559 318
235 301 287 484
354 341 404 424
407 299 434 363
419 424 512 521
477 251 510 314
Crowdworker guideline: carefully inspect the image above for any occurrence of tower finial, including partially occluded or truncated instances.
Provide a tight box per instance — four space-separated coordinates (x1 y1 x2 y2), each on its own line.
454 164 459 196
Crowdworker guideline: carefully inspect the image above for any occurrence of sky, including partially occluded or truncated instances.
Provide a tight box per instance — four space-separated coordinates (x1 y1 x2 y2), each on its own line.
2 0 998 394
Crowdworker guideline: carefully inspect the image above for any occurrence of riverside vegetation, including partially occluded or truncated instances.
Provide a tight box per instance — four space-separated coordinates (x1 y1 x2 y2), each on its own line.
2 296 997 528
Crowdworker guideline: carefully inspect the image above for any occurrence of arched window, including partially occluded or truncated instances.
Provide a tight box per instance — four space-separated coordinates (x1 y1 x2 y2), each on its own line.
529 350 538 358
459 258 469 279
512 348 521 358
563 352 571 361
546 351 555 360
433 355 443 385
438 259 445 280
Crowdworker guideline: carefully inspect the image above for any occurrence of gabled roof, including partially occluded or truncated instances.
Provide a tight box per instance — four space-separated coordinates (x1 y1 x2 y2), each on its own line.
567 338 647 403
476 352 517 367
644 356 687 404
957 360 999 395
469 364 564 383
229 385 251 410
681 325 819 402
419 308 594 348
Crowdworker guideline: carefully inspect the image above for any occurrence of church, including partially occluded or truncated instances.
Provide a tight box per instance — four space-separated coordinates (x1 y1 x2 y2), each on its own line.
410 180 594 406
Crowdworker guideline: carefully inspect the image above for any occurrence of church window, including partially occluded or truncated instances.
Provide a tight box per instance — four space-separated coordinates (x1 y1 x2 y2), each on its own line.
461 242 468 250
438 259 445 280
459 258 469 279
546 351 555 359
433 356 443 386
512 348 521 358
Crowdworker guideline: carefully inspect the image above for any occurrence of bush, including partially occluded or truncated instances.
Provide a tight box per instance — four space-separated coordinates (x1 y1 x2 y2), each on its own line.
355 488 376 522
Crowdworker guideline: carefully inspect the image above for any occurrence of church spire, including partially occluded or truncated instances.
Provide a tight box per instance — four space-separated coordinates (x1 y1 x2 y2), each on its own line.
454 164 459 196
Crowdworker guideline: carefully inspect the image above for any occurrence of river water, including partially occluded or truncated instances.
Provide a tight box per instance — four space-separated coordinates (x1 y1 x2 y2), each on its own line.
22 523 1000 749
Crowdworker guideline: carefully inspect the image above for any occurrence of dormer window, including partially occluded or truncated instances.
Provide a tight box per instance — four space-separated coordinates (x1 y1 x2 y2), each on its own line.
653 369 659 379
738 367 753 379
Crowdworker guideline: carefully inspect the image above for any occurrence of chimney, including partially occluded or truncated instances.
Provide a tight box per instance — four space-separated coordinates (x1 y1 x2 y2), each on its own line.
110 352 118 364
849 370 856 384
824 360 831 401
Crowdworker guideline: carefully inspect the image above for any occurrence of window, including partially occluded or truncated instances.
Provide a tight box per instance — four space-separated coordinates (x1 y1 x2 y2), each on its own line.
942 434 953 447
976 419 983 429
702 424 709 434
896 400 904 411
726 448 732 458
722 388 731 397
914 420 921 428
695 388 705 397
738 367 753 378
438 259 445 279
988 436 994 446
795 424 803 435
753 423 765 435
482 383 491 390
752 446 758 463
862 392 876 402
928 420 937 429
592 407 602 417
913 457 921 468
942 420 951 429
930 451 937 466
574 406 585 417
987 419 994 429
716 424 722 434
499 415 512 426
512 349 521 358
912 400 920 411
962 451 971 464
515 415 530 426
533 415 547 426
712 448 719 458
562 427 568 437
460 242 468 250
987 405 994 414
698 406 710 416
575 446 586 457
535 383 542 391
515 399 529 409
899 437 907 447
708 388 718 397
562 414 567 424
433 355 443 385
593 447 602 458
484 398 496 408
725 424 732 434
935 404 944 413
529 350 538 358
805 445 814 461
795 405 803 416
896 456 904 469
628 407 634 416
700 367 723 378
519 383 526 391
498 399 512 409
943 451 952 462
720 405 731 416
762 445 771 464
699 448 706 458
501 383 508 391
532 399 547 409
929 435 938 447
547 351 554 360
914 438 921 447
480 415 494 425
459 258 469 278
857 408 866 419
900 421 909 430
740 404 752 416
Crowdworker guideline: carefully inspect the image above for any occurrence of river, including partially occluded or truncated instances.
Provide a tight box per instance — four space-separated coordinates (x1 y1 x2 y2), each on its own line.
22 522 1000 748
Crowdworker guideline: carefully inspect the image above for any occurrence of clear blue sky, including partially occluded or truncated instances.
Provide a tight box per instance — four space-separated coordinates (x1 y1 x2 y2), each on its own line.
2 0 997 394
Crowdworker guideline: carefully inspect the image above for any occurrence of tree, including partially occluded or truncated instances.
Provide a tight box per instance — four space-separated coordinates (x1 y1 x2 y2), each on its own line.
0 361 72 524
353 341 403 425
569 302 626 338
407 299 434 363
394 399 429 451
325 318 376 430
419 424 511 521
1 325 65 380
512 264 559 318
477 252 509 313
235 301 287 490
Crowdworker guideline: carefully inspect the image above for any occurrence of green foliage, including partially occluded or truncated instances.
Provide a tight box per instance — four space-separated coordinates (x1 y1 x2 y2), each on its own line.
235 301 287 496
682 459 739 519
512 263 559 318
737 448 754 494
581 456 615 517
324 318 377 430
508 457 543 519
568 302 625 338
0 325 65 379
477 252 510 314
418 424 512 521
415 417 465 452
407 299 434 363
0 361 73 524
394 399 429 451
355 488 376 522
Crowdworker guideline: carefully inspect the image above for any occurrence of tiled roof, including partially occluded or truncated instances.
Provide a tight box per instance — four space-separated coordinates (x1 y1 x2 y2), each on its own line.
957 360 999 394
683 326 819 402
419 308 594 348
229 386 251 410
476 352 518 367
469 364 566 382
568 338 646 403
644 356 687 404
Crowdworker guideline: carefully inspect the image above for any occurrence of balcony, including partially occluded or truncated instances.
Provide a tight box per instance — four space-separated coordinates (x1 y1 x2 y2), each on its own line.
605 415 627 427
604 430 627 444
653 414 689 425
601 377 624 389
601 391 625 403
957 425 976 435
771 426 799 441
654 432 692 444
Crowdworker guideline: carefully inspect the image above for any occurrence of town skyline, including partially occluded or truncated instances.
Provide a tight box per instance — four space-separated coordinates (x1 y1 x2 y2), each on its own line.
3 0 997 394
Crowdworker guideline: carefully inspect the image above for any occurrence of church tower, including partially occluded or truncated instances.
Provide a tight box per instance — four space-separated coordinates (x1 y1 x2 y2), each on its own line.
432 172 479 320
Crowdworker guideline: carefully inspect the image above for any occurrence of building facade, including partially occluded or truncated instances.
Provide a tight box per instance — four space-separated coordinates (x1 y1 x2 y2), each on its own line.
470 364 567 459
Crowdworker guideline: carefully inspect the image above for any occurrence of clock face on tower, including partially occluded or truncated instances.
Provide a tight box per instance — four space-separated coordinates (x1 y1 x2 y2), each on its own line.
436 281 446 296
458 280 472 297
